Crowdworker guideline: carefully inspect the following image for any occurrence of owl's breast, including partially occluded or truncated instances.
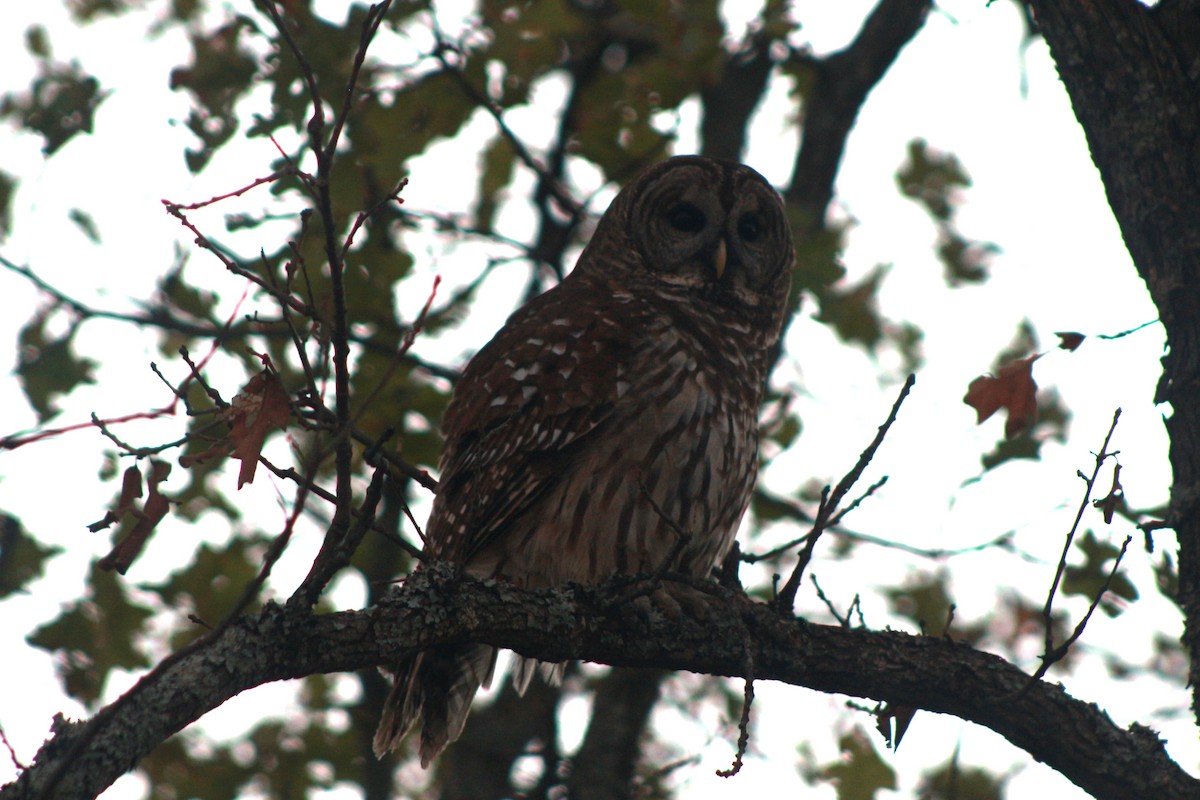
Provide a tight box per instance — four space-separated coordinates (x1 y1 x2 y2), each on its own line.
457 292 766 586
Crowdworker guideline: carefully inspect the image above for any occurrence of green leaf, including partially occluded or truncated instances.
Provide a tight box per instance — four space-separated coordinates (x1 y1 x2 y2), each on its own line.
1062 530 1138 616
896 138 970 222
25 25 50 58
812 729 898 800
66 0 140 23
157 260 218 322
0 513 63 599
979 386 1070 471
482 0 584 100
145 536 267 638
0 61 107 155
918 759 1005 799
476 135 517 232
886 572 953 636
814 265 889 351
937 229 998 287
353 67 480 171
168 17 259 172
995 319 1038 366
0 169 15 240
68 207 102 243
17 311 98 422
28 561 154 705
897 138 996 286
791 213 848 294
140 737 256 800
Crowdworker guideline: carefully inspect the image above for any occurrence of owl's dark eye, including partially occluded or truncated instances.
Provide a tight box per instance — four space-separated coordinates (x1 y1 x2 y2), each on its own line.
666 203 706 234
737 214 762 242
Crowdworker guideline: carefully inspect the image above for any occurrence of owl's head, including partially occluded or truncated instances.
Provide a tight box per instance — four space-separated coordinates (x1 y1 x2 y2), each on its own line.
579 155 794 321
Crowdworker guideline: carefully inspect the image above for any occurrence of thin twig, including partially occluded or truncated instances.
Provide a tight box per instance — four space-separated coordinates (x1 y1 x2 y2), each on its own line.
349 275 441 432
829 475 888 526
37 449 321 800
162 202 315 318
744 490 1020 563
1096 320 1158 340
1033 534 1134 681
774 374 915 612
257 0 395 606
0 722 25 771
291 441 392 607
1039 408 1121 664
431 32 582 219
339 180 408 265
257 456 424 559
811 574 850 628
168 170 290 210
178 346 228 410
716 621 756 778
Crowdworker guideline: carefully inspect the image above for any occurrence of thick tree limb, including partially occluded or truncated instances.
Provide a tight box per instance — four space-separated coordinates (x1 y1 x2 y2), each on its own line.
2 565 1193 800
437 674 561 800
1025 0 1200 725
785 0 932 223
566 668 667 800
699 35 775 162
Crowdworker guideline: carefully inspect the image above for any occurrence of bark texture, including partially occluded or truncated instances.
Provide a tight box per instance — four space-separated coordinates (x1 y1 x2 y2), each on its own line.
3 566 1193 800
1026 0 1200 723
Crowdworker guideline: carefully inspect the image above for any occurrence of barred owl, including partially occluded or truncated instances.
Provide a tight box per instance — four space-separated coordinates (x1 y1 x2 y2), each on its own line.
374 155 794 765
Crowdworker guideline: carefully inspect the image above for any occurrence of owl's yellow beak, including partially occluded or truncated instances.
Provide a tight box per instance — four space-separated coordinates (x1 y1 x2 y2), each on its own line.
713 238 728 280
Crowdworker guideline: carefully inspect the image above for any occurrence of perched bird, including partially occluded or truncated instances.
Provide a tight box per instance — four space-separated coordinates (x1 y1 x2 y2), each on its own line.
374 155 794 765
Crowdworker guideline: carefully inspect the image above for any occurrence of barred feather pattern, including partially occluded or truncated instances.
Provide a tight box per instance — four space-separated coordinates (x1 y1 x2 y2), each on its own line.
374 156 794 766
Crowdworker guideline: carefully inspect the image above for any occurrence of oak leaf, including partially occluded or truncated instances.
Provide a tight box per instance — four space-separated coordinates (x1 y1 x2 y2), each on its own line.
1055 331 1086 351
963 355 1040 438
98 460 172 574
226 366 291 488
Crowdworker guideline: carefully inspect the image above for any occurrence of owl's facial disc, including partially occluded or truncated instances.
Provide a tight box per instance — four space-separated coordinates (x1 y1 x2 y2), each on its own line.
646 188 732 284
614 158 792 311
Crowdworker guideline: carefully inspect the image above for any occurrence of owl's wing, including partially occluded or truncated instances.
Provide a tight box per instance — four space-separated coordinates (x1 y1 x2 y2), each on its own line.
428 277 645 563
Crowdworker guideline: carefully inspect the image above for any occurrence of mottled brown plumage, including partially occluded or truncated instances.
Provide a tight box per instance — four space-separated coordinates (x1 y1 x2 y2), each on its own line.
374 155 794 765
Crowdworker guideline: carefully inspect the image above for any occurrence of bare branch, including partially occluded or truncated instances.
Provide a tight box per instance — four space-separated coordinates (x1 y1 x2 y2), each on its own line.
774 374 914 611
1037 408 1122 670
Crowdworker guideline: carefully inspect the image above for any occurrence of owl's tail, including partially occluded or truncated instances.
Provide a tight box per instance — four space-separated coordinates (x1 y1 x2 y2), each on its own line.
373 643 498 766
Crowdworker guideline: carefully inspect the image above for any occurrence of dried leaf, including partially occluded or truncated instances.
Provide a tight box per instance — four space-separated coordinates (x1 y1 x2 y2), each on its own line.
226 366 290 488
116 464 144 510
876 703 918 751
88 464 145 532
963 355 1040 438
1094 463 1124 524
1055 331 1085 351
99 460 172 574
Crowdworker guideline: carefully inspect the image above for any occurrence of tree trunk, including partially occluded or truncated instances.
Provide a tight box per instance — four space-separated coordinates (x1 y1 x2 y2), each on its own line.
1026 0 1200 725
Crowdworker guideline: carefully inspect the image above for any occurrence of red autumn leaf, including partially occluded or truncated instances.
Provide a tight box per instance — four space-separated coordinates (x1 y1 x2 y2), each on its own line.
1055 331 1086 351
963 354 1040 438
99 460 172 574
226 366 291 488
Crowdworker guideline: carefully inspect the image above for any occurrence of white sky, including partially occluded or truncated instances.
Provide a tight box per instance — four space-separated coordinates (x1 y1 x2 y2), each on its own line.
0 2 1187 799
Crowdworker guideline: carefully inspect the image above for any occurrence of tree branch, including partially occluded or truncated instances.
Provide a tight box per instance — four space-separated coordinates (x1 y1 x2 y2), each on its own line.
784 0 932 224
4 566 1194 800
